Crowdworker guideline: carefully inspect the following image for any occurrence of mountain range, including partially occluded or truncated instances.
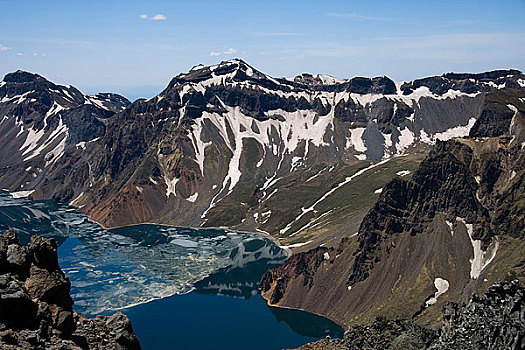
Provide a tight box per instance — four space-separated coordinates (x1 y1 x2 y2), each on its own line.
1 60 524 333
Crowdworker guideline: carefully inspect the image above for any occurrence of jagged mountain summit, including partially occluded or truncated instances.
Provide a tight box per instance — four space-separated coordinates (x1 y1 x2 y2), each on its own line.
0 61 524 239
0 70 129 193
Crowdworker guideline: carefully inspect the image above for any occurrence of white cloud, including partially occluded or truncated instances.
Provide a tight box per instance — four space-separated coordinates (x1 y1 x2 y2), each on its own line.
0 44 12 51
151 14 166 20
139 14 167 21
31 53 47 56
16 52 25 56
210 48 237 56
327 12 395 21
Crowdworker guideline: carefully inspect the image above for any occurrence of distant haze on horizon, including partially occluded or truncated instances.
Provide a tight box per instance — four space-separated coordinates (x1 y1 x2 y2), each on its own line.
1 0 524 101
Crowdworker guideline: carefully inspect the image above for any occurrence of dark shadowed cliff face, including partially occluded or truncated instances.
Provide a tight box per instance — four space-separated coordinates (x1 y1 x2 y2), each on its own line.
260 90 525 327
0 230 141 350
259 247 330 305
0 62 523 236
295 280 525 350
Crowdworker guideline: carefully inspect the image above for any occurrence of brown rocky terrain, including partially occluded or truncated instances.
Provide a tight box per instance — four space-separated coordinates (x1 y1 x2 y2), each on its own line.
0 229 141 350
294 280 524 350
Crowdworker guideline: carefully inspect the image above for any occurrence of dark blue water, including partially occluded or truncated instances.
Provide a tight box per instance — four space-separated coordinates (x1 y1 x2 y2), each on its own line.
122 293 339 350
0 191 343 349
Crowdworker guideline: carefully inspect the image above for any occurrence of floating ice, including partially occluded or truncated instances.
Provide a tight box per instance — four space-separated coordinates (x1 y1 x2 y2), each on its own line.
0 191 288 315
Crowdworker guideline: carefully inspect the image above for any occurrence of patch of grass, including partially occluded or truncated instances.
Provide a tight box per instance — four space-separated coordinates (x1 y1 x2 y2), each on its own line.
270 155 423 243
205 151 424 243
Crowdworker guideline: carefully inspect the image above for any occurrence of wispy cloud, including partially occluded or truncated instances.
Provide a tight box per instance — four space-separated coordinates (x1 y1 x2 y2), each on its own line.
139 14 167 21
14 51 46 57
327 12 395 21
210 48 237 56
286 31 525 63
0 44 11 51
447 19 478 25
251 32 304 37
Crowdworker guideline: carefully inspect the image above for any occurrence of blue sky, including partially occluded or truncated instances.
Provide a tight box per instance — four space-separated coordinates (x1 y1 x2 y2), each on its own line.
1 0 524 100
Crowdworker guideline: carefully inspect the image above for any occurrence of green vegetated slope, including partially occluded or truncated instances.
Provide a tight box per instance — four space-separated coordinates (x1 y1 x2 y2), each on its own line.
205 153 425 248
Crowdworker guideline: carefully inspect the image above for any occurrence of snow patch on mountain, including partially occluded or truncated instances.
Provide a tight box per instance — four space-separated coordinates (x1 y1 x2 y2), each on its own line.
22 116 69 165
457 217 499 280
195 105 333 197
434 117 477 141
445 220 454 236
164 176 179 198
425 277 449 306
10 190 35 198
396 127 416 153
190 118 212 177
349 127 367 152
186 192 198 202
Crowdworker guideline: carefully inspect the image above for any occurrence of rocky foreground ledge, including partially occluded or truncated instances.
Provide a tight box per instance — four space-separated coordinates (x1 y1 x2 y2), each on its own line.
295 280 525 350
0 230 141 349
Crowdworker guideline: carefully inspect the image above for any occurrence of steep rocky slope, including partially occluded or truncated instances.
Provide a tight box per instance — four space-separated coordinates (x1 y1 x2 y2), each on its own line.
295 280 524 350
260 88 525 326
0 70 129 198
0 62 523 241
0 229 141 349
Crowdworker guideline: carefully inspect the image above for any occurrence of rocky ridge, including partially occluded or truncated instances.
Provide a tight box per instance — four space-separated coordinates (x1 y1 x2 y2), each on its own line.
0 229 141 349
295 280 524 350
432 280 525 349
0 70 130 200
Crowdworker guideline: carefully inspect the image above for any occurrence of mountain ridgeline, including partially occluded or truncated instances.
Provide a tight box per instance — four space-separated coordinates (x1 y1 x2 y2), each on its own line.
0 61 523 240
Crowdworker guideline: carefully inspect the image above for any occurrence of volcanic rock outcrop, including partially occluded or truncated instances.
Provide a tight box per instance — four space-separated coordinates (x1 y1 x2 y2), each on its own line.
0 229 141 350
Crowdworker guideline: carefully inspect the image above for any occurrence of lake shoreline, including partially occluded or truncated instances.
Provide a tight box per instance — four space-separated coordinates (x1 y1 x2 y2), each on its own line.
4 189 341 341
